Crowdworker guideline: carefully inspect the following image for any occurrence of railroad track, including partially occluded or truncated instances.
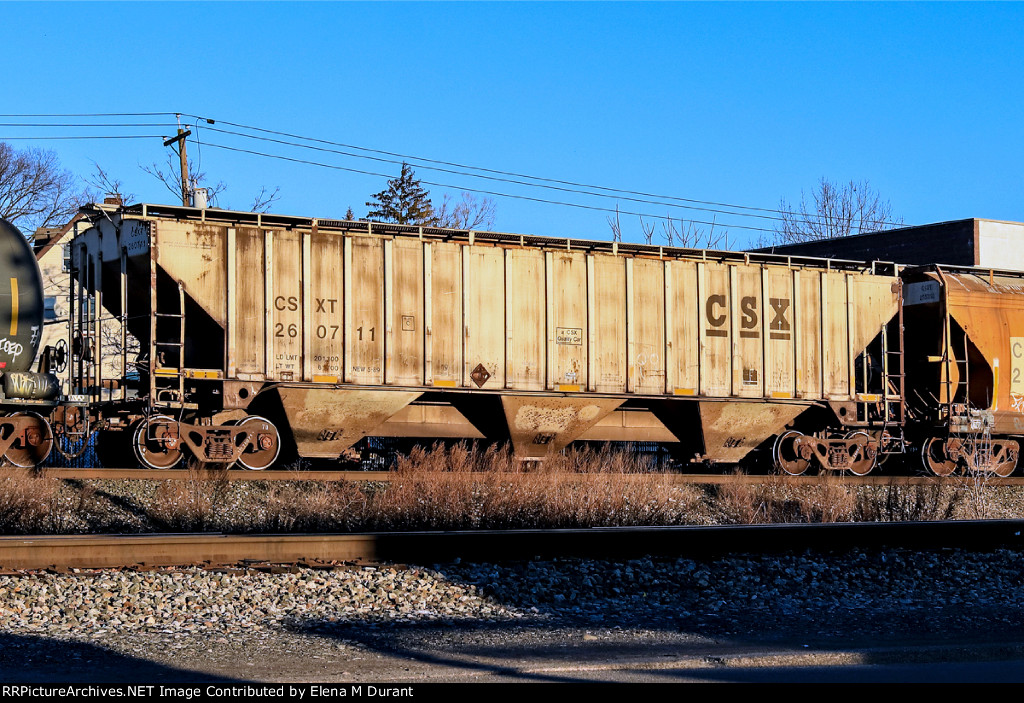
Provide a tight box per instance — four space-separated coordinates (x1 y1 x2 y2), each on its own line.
4 521 1024 571
8 467 1024 486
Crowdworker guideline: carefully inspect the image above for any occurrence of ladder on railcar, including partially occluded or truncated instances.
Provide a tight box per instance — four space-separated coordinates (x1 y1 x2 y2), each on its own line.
150 282 186 407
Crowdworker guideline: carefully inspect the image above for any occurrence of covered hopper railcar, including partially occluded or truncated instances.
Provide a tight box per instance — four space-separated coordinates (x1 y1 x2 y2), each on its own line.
67 203 906 473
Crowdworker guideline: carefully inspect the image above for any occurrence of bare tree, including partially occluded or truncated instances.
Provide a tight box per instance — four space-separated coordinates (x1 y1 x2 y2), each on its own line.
662 214 727 249
250 185 281 213
607 204 728 249
141 153 226 207
83 161 136 205
639 215 656 245
0 142 83 232
607 204 623 242
434 192 497 230
775 177 902 244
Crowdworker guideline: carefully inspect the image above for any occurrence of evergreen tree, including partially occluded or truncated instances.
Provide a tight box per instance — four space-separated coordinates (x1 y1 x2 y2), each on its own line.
345 206 355 221
365 163 434 224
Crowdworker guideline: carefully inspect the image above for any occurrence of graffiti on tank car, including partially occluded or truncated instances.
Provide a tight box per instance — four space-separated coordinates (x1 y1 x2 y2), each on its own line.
317 429 345 441
0 338 24 361
1012 392 1024 413
30 325 39 347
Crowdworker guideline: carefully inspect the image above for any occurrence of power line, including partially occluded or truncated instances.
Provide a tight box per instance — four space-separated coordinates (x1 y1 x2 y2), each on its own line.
196 139 777 235
0 135 164 140
180 112 906 228
198 124 792 226
0 112 907 230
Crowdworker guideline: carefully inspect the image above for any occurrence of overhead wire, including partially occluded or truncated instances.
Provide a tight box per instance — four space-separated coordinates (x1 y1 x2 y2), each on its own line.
194 139 778 234
179 112 906 229
0 111 908 231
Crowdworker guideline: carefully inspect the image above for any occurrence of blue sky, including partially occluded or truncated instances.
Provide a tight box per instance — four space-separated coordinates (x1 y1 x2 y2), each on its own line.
3 2 1022 248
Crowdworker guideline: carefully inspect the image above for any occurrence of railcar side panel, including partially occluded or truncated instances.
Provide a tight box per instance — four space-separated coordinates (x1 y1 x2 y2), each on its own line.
591 254 627 393
345 236 385 385
428 242 462 387
699 262 732 396
310 232 344 381
462 245 505 389
667 260 699 396
505 248 545 390
795 270 822 398
232 227 266 379
549 251 588 391
822 272 851 399
272 230 302 381
731 264 763 398
389 237 425 386
630 258 666 395
763 266 796 399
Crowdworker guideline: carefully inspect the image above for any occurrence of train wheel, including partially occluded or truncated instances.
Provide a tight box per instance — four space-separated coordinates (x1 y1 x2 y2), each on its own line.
993 442 1018 478
235 416 280 471
133 415 184 469
4 412 53 468
845 431 877 476
922 437 956 477
773 431 809 475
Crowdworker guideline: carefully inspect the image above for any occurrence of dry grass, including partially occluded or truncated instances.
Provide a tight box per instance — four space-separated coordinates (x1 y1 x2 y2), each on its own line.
148 468 232 531
0 444 1020 533
0 472 62 534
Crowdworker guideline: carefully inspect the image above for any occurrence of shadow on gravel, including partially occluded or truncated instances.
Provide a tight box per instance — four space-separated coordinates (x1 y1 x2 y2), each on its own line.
0 633 248 683
285 551 1024 682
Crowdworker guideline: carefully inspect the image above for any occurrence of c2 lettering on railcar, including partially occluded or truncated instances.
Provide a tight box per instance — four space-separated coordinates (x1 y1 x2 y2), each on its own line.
1011 337 1024 400
556 327 583 345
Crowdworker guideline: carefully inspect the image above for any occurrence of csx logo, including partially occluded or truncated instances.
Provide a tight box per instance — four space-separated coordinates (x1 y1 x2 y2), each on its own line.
705 296 791 341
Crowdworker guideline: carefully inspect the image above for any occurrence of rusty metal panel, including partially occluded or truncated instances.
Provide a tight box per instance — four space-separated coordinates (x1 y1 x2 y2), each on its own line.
795 270 822 398
345 236 385 385
154 221 226 326
591 254 626 393
731 264 763 398
630 257 665 395
937 272 1024 431
309 232 343 382
666 260 699 396
232 227 265 378
501 395 622 458
376 403 485 438
550 251 588 391
822 271 850 398
849 273 900 387
763 266 796 398
699 401 806 463
388 238 424 386
699 262 731 396
277 387 420 457
504 249 545 390
462 245 505 389
271 230 302 381
429 242 462 387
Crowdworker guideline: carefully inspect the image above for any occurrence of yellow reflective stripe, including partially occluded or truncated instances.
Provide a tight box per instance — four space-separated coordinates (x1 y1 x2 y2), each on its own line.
9 278 16 336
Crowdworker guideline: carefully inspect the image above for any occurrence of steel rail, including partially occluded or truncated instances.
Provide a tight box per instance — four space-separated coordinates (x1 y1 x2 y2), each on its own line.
8 468 1024 486
4 521 1024 571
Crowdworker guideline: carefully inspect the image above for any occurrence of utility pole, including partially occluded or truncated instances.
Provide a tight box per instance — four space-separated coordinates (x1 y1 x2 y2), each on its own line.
163 123 192 207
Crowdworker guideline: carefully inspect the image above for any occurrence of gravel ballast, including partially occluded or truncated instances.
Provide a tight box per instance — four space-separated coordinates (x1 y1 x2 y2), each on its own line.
2 547 1024 646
